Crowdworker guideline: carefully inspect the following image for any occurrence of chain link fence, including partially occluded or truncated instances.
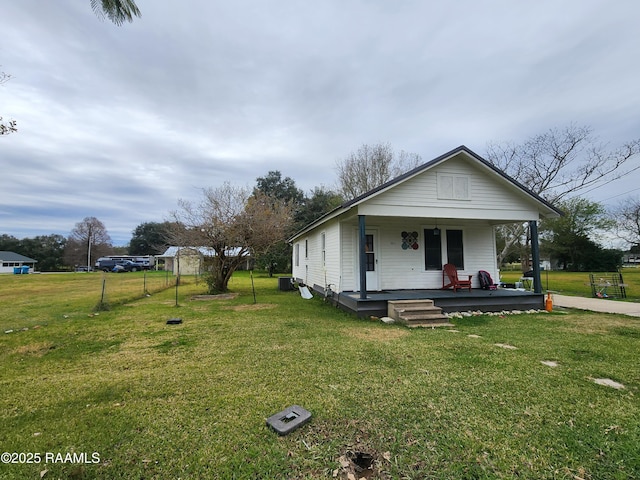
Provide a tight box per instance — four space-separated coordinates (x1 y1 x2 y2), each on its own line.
94 271 178 310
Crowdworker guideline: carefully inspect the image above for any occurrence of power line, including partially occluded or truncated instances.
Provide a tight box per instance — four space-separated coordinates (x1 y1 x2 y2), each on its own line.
598 186 640 202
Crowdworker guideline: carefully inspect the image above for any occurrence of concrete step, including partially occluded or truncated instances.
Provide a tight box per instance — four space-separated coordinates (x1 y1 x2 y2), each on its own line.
388 299 450 327
400 312 450 321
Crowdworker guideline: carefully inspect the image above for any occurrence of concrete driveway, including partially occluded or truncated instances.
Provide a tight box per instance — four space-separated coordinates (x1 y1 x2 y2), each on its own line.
553 294 640 317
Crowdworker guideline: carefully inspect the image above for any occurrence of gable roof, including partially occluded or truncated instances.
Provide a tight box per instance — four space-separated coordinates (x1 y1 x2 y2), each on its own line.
157 246 244 258
158 246 217 258
290 145 563 241
0 251 38 263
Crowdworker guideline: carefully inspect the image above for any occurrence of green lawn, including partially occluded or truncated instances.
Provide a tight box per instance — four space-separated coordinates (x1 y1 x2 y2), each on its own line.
500 268 640 300
1 272 639 479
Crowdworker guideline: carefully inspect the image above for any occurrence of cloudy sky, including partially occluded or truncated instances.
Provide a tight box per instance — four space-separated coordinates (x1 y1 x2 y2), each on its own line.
2 1 639 245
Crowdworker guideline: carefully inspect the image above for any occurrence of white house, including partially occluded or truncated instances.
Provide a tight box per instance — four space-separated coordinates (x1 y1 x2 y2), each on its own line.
0 251 37 274
289 146 562 317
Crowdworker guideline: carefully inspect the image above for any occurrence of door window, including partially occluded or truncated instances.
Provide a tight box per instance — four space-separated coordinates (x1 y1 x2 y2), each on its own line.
365 234 375 271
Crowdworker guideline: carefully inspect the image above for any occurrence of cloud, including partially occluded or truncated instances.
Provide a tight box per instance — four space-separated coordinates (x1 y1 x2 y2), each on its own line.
1 0 640 244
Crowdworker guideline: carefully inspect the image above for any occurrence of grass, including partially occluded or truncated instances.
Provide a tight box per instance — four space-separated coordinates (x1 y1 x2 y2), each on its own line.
1 271 639 479
500 268 640 300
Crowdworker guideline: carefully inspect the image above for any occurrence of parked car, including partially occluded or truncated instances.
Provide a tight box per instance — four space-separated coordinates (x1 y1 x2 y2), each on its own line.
95 258 119 272
113 260 144 272
95 258 143 272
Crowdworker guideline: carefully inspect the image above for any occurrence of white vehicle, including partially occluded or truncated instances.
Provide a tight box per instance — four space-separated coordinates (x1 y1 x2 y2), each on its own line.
100 255 155 270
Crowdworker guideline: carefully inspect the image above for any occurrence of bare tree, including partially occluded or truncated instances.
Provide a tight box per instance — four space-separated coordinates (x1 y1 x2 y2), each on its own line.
64 216 113 267
171 183 292 293
1 70 17 136
486 124 640 266
335 143 421 199
612 196 640 249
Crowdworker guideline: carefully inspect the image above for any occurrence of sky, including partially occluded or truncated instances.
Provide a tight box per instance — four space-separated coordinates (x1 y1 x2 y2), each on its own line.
1 0 640 246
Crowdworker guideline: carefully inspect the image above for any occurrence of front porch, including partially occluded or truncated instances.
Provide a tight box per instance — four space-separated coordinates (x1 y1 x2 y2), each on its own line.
326 287 544 318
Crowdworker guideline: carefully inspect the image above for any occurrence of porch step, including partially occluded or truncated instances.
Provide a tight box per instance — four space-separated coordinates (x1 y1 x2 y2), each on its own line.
388 300 452 328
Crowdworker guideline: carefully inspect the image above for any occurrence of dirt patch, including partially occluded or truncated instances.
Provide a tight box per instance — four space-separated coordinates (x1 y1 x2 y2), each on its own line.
335 441 392 479
191 293 239 301
344 327 409 342
14 342 56 357
558 314 634 335
222 303 277 312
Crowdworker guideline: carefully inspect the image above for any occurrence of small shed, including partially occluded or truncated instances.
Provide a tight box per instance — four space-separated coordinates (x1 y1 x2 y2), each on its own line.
157 247 216 275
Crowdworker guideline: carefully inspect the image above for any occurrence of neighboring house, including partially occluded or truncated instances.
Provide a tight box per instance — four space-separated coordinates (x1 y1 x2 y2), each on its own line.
0 251 37 274
158 246 250 275
289 146 562 316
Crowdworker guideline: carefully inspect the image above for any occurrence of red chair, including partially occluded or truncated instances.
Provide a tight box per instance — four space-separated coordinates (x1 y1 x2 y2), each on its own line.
442 263 473 292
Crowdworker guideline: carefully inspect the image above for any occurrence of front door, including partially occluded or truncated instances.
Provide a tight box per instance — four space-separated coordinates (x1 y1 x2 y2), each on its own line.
361 231 379 291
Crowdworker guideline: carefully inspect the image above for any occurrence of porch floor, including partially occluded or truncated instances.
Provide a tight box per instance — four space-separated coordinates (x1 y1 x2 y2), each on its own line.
335 288 544 318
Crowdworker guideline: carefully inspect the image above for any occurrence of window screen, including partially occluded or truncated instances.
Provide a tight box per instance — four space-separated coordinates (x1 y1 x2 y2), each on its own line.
446 229 464 269
424 229 442 270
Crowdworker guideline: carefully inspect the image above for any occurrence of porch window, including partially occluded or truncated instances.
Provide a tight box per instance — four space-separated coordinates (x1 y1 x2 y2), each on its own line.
446 229 464 269
424 229 442 270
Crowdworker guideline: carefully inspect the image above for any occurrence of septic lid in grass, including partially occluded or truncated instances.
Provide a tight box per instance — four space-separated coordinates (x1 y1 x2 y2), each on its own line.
266 405 311 435
166 318 183 325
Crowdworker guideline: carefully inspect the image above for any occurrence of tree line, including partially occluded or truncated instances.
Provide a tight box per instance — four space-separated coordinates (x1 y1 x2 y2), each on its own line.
3 126 640 283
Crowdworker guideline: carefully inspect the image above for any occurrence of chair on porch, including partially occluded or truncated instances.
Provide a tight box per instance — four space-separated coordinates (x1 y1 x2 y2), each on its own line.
442 263 473 292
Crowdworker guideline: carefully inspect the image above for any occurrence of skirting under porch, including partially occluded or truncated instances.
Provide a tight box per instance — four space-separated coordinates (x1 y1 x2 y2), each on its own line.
325 288 544 318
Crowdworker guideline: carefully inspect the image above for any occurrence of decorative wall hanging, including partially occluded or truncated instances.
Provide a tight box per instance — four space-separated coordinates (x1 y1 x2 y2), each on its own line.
401 231 419 250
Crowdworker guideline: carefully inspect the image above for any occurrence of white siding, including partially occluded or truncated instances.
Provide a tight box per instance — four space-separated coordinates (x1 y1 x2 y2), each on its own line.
359 154 540 221
349 218 497 290
340 223 356 291
292 221 342 290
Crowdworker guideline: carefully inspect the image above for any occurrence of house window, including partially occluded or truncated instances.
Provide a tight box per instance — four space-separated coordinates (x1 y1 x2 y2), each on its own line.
437 173 470 200
424 228 464 270
321 233 326 267
446 229 464 269
424 229 442 270
294 243 299 267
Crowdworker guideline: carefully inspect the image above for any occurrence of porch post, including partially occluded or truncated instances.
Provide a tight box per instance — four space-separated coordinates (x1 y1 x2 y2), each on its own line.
358 215 367 299
529 220 542 294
